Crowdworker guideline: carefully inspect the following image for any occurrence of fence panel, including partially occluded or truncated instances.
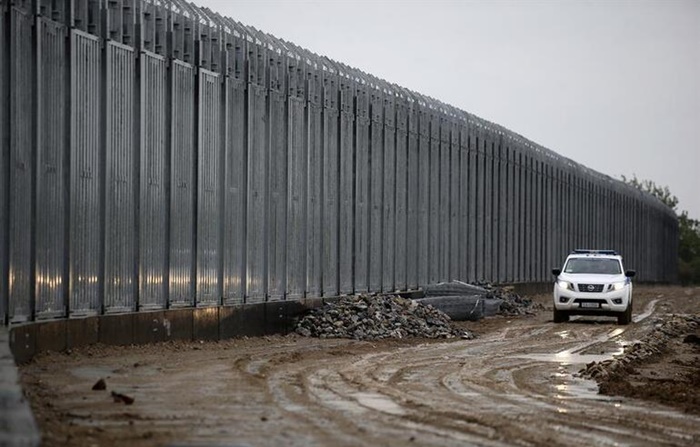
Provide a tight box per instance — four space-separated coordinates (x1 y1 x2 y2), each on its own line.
267 65 287 302
35 18 67 319
0 0 7 321
8 6 33 322
246 81 268 303
405 100 419 289
382 89 396 292
449 116 459 280
459 119 469 281
484 127 494 282
475 124 486 282
104 41 137 313
169 60 196 307
428 110 440 284
417 105 430 286
369 86 384 292
69 30 102 317
321 66 339 296
467 122 478 282
139 52 168 310
394 94 408 291
439 114 450 282
306 64 322 297
497 135 508 283
338 75 354 295
222 75 247 304
196 69 222 306
354 80 370 293
286 64 306 300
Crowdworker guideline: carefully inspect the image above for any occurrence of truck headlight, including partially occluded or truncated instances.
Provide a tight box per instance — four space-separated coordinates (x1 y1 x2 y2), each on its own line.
557 280 574 291
610 281 626 291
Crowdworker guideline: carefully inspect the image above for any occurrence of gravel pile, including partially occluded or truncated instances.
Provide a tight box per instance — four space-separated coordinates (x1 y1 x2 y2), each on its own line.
296 294 474 340
422 281 542 317
579 313 700 380
488 286 543 316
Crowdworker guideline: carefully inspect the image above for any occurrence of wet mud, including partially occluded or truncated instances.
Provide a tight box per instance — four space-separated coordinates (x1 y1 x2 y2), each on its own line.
19 286 700 446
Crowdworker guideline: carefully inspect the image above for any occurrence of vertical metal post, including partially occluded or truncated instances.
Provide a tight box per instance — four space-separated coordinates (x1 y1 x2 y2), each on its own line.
320 62 339 297
284 52 306 300
137 2 169 310
338 70 354 295
266 44 287 302
245 35 268 303
305 57 322 298
0 0 8 323
448 113 459 281
394 90 408 291
168 6 196 308
428 107 440 284
35 14 68 319
353 76 369 293
368 84 383 293
417 102 430 287
458 118 469 281
438 113 450 282
405 95 419 289
381 85 396 292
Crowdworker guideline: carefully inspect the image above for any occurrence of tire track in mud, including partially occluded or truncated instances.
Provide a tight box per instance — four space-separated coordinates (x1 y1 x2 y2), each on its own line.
20 289 700 446
257 298 699 446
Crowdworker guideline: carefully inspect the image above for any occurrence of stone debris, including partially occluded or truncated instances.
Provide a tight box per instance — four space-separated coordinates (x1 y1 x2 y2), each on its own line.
296 294 474 340
683 334 700 345
111 391 135 405
421 281 542 319
414 295 490 321
579 313 700 381
91 378 107 391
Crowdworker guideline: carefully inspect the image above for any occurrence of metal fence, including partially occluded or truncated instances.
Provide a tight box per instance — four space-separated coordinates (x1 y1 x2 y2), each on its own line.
0 0 678 324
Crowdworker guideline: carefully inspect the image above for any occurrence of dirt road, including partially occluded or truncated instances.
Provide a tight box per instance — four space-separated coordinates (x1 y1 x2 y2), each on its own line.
20 286 700 446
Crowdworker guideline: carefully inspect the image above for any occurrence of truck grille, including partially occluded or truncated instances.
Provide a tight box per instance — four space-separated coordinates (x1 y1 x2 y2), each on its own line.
577 284 604 293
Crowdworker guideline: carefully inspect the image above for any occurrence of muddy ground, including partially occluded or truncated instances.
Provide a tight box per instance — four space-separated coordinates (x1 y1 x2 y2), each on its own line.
19 286 700 446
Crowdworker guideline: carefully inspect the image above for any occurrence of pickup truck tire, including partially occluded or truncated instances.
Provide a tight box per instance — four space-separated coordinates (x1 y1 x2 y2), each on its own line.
617 302 632 325
553 308 569 323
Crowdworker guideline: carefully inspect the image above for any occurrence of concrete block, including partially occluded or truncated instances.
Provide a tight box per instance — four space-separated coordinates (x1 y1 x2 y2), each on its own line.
162 308 193 341
99 313 134 346
36 320 67 353
8 325 36 365
133 311 167 345
220 304 265 339
193 307 219 341
66 317 99 350
265 301 307 334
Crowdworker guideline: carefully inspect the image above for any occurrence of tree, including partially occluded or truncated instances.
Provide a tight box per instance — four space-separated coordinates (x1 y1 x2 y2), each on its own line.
622 174 700 284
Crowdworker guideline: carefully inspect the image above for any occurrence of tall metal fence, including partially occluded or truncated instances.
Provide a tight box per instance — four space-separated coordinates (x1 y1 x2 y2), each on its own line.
0 0 678 324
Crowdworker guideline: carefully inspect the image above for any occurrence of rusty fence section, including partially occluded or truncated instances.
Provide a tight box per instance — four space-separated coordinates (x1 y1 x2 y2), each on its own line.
0 0 679 324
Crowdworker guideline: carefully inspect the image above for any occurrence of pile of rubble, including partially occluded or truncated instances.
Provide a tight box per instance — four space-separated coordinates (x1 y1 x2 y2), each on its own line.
295 294 474 340
484 285 543 316
419 281 541 320
579 313 700 381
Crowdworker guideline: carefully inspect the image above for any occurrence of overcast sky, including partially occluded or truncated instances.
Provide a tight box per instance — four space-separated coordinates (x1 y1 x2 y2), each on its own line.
197 0 700 219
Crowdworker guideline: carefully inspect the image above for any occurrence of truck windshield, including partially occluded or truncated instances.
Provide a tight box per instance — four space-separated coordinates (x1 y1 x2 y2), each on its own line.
564 258 621 274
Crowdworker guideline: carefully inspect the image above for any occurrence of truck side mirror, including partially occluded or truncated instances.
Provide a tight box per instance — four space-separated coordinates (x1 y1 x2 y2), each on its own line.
625 270 636 278
552 268 561 276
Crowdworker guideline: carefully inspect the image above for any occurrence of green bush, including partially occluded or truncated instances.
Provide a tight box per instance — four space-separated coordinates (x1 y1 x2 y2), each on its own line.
622 175 700 284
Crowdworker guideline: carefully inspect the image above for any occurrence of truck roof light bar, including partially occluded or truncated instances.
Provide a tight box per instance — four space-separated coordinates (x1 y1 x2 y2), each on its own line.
571 249 618 255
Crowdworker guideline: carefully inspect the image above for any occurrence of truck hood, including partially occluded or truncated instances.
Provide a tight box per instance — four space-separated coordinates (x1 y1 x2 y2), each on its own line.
557 273 626 284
